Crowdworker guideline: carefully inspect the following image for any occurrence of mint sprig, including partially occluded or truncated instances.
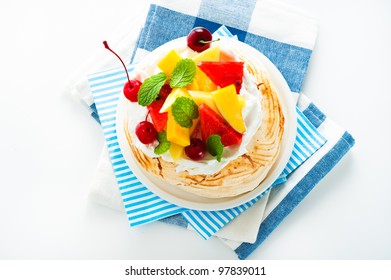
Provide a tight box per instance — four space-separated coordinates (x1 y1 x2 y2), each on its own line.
170 59 196 88
206 135 224 162
154 131 171 155
171 97 199 128
138 72 168 106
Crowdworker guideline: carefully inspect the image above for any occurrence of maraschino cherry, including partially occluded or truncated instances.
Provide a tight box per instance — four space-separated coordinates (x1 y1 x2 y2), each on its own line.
187 27 219 52
135 121 157 144
103 41 141 102
185 138 206 160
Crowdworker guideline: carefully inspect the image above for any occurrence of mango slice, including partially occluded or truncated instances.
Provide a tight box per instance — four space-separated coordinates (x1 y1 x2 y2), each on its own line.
157 50 181 76
194 69 217 92
192 45 220 64
169 142 184 162
211 85 246 133
238 95 246 109
166 109 190 147
188 90 221 116
160 88 191 113
186 78 199 91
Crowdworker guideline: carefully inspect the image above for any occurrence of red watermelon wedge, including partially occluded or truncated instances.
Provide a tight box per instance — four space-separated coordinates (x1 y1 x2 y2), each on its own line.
147 84 171 132
197 61 244 94
199 103 242 146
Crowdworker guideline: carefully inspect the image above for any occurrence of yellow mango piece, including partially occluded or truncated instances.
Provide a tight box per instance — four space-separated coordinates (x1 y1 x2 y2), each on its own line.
238 95 246 110
212 85 246 133
192 45 220 63
160 88 191 113
166 110 190 147
157 50 181 76
194 68 217 92
169 143 184 161
186 78 199 91
188 90 221 116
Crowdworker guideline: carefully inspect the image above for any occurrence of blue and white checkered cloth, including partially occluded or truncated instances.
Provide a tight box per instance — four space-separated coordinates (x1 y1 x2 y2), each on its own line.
81 0 355 259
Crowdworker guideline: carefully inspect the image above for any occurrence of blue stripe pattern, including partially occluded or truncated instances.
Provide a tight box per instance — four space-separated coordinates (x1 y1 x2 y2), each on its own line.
88 65 185 226
87 25 327 239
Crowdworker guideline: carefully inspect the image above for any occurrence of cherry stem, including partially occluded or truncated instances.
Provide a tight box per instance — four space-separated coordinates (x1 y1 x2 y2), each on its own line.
199 38 221 45
103 41 131 86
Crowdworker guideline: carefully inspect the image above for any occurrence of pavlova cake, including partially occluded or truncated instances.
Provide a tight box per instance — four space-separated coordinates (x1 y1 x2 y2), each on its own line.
104 27 284 198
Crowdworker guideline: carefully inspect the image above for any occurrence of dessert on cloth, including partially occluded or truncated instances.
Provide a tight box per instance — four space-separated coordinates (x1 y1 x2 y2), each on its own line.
70 0 355 259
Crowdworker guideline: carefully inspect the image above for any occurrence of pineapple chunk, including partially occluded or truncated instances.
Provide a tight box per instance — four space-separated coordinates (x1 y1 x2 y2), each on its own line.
157 50 181 76
169 143 184 161
212 85 246 133
192 45 220 63
188 90 221 116
166 110 190 147
160 88 191 113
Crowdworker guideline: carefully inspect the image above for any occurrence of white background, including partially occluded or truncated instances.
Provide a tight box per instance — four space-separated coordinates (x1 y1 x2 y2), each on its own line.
0 0 390 260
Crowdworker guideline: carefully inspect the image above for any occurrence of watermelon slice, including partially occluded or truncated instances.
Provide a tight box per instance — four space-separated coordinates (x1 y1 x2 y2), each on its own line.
197 61 244 94
147 84 171 132
199 103 242 146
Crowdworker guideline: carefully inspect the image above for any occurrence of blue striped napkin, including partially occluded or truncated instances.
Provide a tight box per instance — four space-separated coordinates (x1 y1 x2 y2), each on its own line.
84 0 354 259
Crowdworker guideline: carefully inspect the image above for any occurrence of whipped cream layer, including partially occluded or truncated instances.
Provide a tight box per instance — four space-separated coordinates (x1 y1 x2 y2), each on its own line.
126 38 263 175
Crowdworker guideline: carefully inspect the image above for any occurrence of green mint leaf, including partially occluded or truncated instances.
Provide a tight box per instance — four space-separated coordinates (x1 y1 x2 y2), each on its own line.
206 135 224 162
138 72 168 106
156 130 168 143
169 58 196 88
154 142 171 155
154 131 171 155
171 97 199 128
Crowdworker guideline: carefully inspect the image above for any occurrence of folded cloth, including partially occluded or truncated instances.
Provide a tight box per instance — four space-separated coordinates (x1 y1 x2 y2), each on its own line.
71 0 355 258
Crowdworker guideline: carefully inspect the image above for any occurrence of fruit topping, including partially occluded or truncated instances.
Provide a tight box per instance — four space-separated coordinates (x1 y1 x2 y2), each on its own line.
187 27 215 52
198 61 244 94
192 45 220 63
169 59 197 88
135 121 157 144
160 88 191 113
188 90 221 116
199 103 242 146
194 69 217 92
166 110 190 147
154 131 171 155
211 85 246 133
206 135 224 162
171 97 199 128
138 72 168 106
169 143 185 162
103 41 140 102
158 49 182 76
186 78 199 91
147 84 171 132
185 138 206 161
123 80 142 102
